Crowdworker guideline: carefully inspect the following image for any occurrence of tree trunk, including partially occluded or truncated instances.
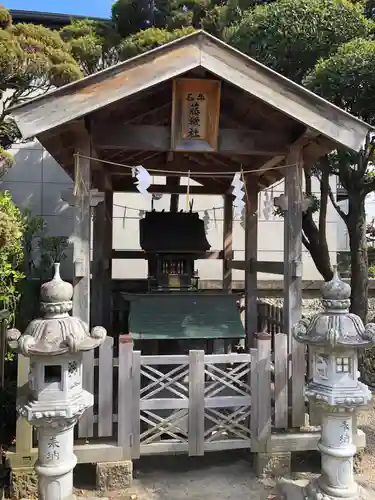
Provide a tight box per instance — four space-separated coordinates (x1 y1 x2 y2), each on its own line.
302 212 333 281
347 197 368 322
301 167 333 282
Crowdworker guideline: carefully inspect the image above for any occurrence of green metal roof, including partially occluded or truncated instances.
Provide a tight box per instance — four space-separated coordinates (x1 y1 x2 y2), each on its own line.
129 294 245 340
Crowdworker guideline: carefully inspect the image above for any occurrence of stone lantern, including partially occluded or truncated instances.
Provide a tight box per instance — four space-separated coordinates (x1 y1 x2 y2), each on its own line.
292 270 374 500
7 263 106 500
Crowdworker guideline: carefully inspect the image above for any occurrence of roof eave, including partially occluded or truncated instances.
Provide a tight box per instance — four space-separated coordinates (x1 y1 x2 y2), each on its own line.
9 30 373 153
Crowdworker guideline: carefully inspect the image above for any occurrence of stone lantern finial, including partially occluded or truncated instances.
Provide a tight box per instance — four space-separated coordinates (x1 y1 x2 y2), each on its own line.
40 262 73 317
321 266 351 309
7 262 106 356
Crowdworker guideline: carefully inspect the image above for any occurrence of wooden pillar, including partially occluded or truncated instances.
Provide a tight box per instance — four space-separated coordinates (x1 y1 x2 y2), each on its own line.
168 176 180 212
245 184 258 349
103 189 113 330
222 194 233 292
73 136 94 438
283 145 305 428
73 140 91 325
92 197 105 327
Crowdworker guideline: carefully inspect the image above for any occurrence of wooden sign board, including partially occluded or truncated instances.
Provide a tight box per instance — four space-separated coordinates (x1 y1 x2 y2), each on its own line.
171 78 221 152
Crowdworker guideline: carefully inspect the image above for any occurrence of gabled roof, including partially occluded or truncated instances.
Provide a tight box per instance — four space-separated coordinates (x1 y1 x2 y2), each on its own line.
10 30 372 152
139 211 211 253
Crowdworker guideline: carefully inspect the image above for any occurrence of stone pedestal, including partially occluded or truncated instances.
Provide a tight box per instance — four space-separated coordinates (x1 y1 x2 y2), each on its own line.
306 412 357 500
35 423 77 499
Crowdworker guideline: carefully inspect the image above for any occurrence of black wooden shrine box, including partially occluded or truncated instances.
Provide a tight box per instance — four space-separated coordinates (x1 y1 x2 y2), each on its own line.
139 210 211 291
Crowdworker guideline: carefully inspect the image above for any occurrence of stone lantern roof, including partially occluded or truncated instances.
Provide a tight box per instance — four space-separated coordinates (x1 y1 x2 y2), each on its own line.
293 269 374 348
7 263 106 356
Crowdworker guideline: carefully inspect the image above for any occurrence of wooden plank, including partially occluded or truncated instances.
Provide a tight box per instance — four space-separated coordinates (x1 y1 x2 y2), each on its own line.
91 198 105 327
15 355 33 457
140 399 189 411
274 333 288 429
72 134 94 438
112 250 233 260
255 334 272 452
98 336 114 437
250 348 259 452
204 396 251 408
113 179 227 196
228 260 300 275
188 350 205 456
117 335 133 459
140 354 189 365
204 439 251 452
284 146 305 428
245 185 258 348
94 124 287 156
103 189 113 330
204 353 251 363
200 35 368 152
222 194 233 292
13 41 201 138
131 350 141 459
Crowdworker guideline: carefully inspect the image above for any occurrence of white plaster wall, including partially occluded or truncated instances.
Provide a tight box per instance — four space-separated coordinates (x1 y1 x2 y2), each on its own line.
3 141 339 282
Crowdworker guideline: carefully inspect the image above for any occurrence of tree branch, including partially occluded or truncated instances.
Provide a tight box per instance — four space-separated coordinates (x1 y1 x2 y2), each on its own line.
327 177 348 224
302 232 311 251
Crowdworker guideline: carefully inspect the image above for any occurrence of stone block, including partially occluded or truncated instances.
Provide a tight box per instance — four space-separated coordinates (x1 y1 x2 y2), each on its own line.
11 466 38 499
96 460 133 491
255 452 291 478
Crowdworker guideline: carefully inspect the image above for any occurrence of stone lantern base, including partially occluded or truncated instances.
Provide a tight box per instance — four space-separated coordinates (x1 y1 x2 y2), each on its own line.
277 479 373 500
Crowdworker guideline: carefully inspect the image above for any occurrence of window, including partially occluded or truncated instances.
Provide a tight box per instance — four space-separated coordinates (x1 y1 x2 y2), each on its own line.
44 365 62 383
336 357 350 373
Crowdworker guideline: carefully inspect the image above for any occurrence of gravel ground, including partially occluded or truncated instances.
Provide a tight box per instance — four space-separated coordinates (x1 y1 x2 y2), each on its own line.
67 406 375 500
73 453 277 500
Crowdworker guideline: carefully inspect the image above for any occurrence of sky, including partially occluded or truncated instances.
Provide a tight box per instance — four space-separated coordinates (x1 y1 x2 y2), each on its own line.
5 0 112 18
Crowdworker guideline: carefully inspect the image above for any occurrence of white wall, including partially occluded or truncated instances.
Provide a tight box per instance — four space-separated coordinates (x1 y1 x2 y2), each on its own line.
2 141 339 283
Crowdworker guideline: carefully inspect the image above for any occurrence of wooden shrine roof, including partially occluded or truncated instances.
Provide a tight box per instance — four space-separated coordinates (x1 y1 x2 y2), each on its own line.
140 211 210 253
128 293 245 340
9 30 373 191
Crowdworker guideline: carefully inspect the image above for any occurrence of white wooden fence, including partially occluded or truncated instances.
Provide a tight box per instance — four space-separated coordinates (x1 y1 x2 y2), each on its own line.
12 332 310 466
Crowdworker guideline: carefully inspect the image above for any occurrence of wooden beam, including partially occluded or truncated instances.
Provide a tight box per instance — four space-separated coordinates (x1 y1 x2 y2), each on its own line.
245 184 258 348
283 145 305 428
228 260 301 276
93 124 287 156
112 250 232 260
167 176 180 212
222 194 233 291
91 176 113 330
111 177 228 194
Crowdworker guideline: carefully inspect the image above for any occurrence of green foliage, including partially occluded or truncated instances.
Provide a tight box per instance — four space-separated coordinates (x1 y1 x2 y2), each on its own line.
118 26 196 60
0 191 24 318
0 5 11 29
112 0 152 37
201 1 242 37
0 7 83 150
304 38 375 123
1 21 83 92
60 19 122 75
228 0 372 82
